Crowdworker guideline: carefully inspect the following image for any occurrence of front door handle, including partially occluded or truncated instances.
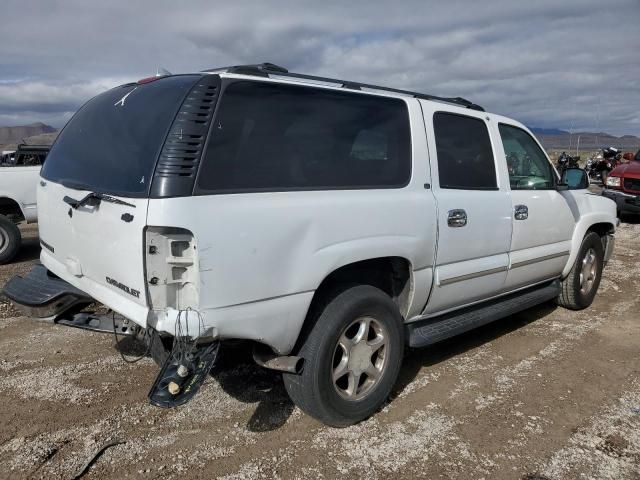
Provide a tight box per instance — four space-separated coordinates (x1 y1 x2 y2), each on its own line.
447 209 467 227
514 204 528 220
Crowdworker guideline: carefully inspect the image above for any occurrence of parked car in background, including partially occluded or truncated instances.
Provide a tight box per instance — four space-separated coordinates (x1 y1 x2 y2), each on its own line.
4 64 617 426
603 149 640 217
0 144 48 263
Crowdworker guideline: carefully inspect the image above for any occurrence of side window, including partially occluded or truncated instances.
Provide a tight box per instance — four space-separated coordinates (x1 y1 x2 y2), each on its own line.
15 153 43 166
433 112 497 190
197 81 411 193
498 124 556 190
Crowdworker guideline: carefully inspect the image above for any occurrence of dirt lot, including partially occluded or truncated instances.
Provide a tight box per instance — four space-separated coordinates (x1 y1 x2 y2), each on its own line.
0 222 638 480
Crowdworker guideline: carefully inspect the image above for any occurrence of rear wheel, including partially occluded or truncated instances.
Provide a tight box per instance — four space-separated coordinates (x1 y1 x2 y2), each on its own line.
0 215 21 265
283 285 404 427
557 232 604 310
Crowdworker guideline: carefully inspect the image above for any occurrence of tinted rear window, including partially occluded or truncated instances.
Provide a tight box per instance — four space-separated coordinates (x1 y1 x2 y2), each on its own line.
196 81 411 193
433 112 497 190
41 75 200 196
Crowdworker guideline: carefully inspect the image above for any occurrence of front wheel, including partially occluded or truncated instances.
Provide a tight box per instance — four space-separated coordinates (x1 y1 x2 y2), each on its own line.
0 215 21 265
283 285 404 427
557 232 604 310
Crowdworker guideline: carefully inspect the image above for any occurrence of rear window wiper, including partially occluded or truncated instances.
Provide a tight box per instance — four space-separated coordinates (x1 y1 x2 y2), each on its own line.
63 192 135 209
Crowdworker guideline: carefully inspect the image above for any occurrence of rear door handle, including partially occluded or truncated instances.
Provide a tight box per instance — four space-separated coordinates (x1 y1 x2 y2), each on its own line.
447 209 467 227
514 204 528 220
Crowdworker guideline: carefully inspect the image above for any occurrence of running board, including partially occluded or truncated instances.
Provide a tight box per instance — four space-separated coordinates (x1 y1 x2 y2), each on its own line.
407 280 560 348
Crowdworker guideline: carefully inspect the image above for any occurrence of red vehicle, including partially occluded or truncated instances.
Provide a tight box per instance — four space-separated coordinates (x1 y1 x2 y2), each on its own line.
602 149 640 217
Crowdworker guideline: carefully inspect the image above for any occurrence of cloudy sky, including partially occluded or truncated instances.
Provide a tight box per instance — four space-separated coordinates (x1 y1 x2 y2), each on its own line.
1 0 638 134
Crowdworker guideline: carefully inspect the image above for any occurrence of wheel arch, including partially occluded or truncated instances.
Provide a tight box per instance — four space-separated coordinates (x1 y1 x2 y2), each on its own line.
0 197 25 222
292 256 413 354
562 216 616 278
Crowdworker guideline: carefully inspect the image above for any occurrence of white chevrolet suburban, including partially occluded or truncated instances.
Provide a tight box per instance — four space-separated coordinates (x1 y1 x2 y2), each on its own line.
4 63 617 426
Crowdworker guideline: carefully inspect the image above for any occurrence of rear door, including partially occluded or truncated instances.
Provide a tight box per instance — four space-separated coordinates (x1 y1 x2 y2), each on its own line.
36 75 201 324
420 104 512 314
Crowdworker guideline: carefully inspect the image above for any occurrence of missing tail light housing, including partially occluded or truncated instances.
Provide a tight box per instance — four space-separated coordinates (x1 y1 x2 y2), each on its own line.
145 227 199 312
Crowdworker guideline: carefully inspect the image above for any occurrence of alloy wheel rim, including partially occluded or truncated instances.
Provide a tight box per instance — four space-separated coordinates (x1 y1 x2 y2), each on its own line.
332 316 389 401
579 247 597 295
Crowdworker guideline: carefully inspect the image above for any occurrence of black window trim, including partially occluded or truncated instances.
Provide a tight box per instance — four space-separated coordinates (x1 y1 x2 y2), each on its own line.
192 78 413 196
432 110 500 191
498 122 559 191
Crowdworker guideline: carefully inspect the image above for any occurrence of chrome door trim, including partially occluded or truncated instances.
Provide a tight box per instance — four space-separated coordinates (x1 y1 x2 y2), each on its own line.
438 266 508 286
510 251 570 269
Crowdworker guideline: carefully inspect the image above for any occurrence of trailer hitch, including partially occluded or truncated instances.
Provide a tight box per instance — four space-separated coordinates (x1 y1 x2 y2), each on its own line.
56 312 138 336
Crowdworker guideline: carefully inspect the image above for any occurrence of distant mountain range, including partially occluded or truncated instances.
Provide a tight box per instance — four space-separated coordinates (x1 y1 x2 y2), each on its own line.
0 122 57 146
529 127 640 151
0 122 638 154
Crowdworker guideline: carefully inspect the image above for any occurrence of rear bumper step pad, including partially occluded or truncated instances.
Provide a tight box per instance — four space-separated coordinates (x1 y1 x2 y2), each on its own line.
2 264 94 319
407 280 560 348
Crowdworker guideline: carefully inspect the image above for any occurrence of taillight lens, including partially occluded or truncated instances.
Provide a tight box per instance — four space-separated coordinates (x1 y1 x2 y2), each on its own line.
606 176 621 189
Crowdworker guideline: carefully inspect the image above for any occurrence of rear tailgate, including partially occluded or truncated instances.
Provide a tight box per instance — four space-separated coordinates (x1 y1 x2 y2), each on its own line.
38 181 150 325
35 74 208 326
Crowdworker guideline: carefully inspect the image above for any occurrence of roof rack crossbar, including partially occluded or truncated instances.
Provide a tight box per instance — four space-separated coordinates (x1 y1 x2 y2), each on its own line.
203 63 484 111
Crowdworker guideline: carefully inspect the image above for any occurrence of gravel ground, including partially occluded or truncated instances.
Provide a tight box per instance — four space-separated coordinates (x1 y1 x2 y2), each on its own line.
0 220 638 479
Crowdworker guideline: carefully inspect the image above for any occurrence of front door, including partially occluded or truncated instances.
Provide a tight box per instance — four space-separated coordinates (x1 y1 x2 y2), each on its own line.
495 123 575 290
421 105 513 315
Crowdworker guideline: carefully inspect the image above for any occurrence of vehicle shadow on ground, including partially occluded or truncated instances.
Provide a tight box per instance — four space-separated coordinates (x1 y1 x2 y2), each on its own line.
391 302 558 400
116 338 296 432
120 302 558 432
200 302 558 431
212 344 296 432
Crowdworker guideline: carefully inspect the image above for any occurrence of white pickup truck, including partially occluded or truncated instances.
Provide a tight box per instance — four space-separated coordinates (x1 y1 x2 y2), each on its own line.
0 145 48 263
4 64 617 426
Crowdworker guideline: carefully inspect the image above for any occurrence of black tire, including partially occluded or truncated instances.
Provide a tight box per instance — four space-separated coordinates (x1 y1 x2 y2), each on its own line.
0 215 21 265
557 232 604 310
283 285 404 427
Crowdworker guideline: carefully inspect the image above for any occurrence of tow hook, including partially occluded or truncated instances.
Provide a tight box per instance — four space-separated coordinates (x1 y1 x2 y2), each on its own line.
253 346 304 374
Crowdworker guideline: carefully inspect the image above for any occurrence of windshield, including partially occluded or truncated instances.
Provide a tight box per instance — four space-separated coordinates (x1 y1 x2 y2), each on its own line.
41 75 200 197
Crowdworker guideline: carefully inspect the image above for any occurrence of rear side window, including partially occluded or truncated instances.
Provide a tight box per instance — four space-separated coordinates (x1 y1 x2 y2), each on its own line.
433 112 497 190
196 81 411 193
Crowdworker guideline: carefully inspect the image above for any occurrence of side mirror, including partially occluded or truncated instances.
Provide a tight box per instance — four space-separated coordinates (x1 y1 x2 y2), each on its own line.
560 167 589 190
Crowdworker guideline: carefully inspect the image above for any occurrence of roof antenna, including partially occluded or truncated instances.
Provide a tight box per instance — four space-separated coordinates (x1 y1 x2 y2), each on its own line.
156 67 172 77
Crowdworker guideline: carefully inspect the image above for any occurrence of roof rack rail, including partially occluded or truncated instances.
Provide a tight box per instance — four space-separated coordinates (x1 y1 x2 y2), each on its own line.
203 62 484 111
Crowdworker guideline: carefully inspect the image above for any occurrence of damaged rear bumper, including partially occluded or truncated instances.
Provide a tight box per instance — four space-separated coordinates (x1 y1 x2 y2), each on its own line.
2 264 94 320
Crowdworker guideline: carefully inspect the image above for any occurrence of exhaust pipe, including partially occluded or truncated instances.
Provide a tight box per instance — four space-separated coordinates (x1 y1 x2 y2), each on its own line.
253 347 304 374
